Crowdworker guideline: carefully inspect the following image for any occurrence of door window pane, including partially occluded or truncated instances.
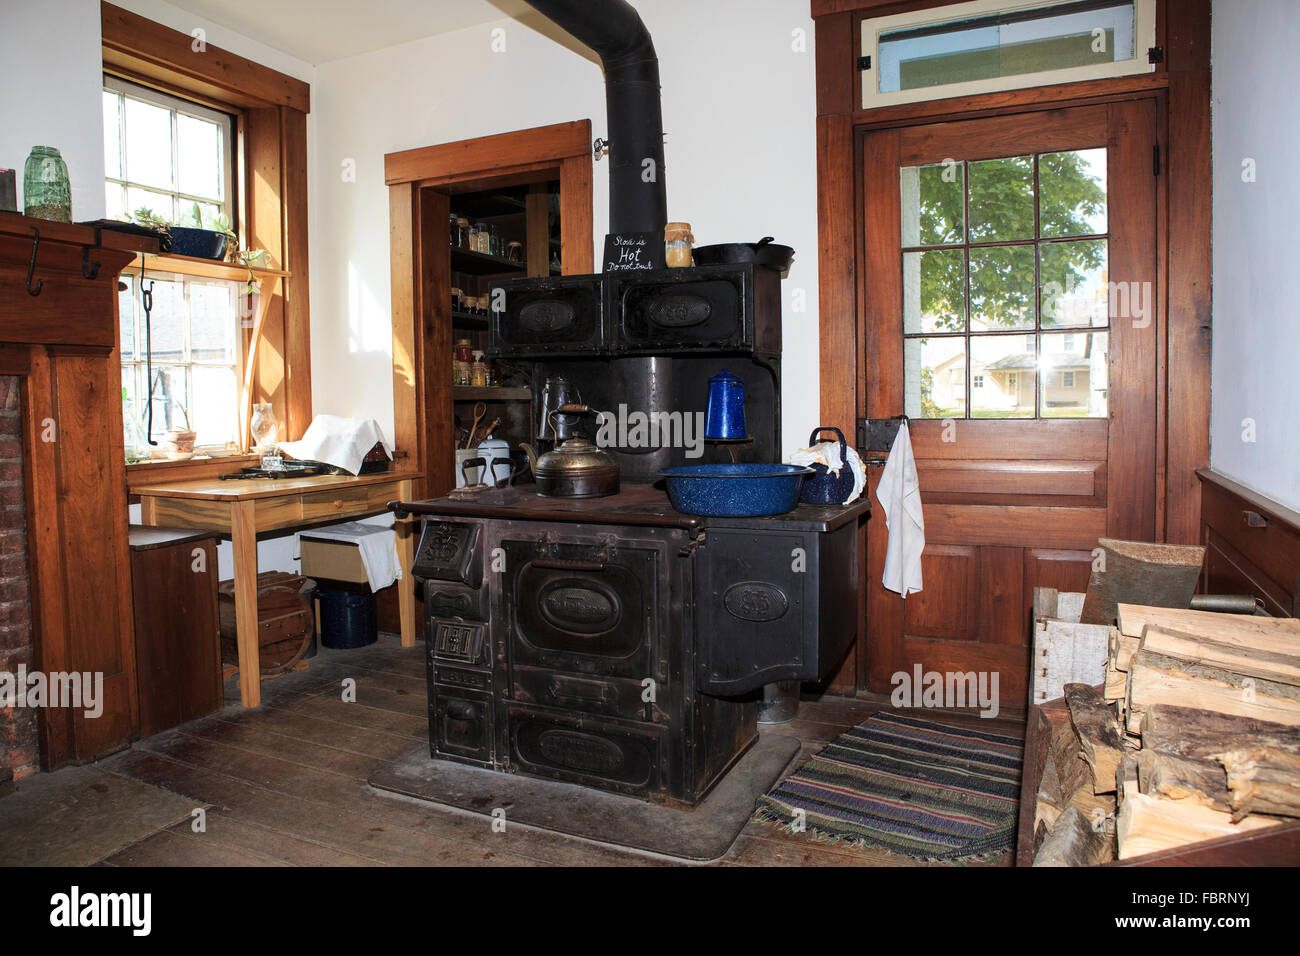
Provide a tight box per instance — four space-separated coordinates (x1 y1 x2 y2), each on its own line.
1039 149 1107 237
1040 239 1108 327
906 336 966 419
1041 331 1107 417
970 245 1036 331
904 249 966 333
970 335 1035 418
967 156 1034 241
901 162 964 246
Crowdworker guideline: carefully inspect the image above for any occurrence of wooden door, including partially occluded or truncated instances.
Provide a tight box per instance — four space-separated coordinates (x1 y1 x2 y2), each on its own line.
860 101 1159 709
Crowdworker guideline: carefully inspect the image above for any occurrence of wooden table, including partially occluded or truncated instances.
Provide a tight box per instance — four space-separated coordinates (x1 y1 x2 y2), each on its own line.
134 471 421 708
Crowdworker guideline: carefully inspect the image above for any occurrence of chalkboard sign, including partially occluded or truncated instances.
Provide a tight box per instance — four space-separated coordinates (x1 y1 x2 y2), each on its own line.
602 232 664 273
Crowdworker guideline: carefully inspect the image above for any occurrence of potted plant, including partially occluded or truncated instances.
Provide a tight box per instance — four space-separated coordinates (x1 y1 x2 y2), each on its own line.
159 401 197 459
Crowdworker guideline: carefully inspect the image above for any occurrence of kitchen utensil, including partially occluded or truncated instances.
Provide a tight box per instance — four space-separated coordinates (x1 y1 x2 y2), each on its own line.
464 401 487 449
659 463 813 517
537 375 582 442
704 369 747 440
798 426 857 505
482 417 501 439
519 404 619 498
691 236 795 273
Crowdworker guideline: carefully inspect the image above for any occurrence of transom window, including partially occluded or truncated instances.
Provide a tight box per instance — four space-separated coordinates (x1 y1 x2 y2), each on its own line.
103 76 233 227
901 147 1109 420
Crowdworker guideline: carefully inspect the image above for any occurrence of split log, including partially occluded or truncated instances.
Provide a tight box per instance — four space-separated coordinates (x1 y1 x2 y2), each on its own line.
1080 539 1205 626
1117 603 1300 646
1127 648 1300 727
1109 627 1141 672
1215 746 1300 822
1140 626 1300 687
1141 705 1300 759
1065 683 1125 794
1116 790 1281 860
1134 748 1231 810
1104 660 1129 700
1033 804 1115 867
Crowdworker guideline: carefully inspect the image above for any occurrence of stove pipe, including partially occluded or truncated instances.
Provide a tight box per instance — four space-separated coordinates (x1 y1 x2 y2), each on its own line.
522 0 668 236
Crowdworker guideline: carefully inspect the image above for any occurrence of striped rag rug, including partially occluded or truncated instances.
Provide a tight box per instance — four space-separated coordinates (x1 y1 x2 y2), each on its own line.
753 712 1024 861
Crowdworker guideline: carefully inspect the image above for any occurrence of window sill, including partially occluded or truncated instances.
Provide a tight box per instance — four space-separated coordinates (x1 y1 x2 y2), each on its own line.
126 453 259 492
127 252 290 283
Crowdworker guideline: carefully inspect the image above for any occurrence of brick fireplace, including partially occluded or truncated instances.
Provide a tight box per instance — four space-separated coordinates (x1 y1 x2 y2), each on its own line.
0 375 36 778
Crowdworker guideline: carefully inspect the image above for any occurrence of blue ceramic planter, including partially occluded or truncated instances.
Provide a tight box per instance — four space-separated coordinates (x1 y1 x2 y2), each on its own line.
166 227 228 260
660 463 813 517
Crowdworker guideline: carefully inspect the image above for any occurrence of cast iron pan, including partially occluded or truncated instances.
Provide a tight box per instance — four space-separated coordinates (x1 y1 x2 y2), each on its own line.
691 236 794 273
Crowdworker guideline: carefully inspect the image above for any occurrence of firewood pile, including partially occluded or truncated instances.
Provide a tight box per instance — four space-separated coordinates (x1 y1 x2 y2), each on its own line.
1032 603 1300 865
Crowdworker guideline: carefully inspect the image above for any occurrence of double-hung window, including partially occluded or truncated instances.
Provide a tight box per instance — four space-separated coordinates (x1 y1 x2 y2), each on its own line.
104 77 243 451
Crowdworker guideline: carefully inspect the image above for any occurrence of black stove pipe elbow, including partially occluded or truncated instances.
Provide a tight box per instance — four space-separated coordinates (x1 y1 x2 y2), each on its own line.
522 0 668 237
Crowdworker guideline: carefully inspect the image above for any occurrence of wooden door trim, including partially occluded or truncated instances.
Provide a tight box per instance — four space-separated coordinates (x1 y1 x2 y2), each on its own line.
895 105 1109 165
387 121 594 499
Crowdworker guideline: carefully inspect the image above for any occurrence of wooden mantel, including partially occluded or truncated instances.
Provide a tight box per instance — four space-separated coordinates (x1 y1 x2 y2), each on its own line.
0 212 152 768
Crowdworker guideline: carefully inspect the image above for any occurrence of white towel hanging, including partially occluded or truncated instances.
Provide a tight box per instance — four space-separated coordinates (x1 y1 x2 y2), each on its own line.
875 421 924 597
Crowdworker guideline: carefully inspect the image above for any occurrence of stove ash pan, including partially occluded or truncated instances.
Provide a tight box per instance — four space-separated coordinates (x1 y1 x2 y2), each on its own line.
487 264 780 359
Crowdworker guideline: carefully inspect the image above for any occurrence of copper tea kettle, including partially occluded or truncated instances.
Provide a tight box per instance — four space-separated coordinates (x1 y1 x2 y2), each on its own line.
519 404 619 498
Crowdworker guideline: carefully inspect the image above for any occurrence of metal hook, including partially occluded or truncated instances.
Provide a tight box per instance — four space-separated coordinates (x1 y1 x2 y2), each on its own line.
26 229 42 296
81 245 100 280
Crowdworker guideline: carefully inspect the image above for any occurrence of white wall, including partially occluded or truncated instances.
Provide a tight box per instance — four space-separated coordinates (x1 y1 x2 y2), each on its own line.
1210 0 1300 512
309 0 822 459
0 0 107 221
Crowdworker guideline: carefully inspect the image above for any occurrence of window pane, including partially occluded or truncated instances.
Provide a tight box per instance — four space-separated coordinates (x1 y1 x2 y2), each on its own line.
191 366 237 447
1041 331 1108 417
878 1 1138 94
901 163 963 246
126 186 175 226
1040 239 1109 327
968 156 1034 241
124 96 174 190
103 92 122 180
969 244 1036 331
1039 149 1107 237
189 281 237 363
906 336 966 419
145 366 189 441
104 183 126 222
118 273 135 360
142 278 186 361
970 334 1035 418
904 249 965 333
177 114 223 201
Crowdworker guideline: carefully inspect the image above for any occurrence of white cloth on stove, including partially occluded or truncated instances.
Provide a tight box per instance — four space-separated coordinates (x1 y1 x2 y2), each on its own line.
875 420 924 597
788 441 866 505
279 415 392 476
299 521 402 592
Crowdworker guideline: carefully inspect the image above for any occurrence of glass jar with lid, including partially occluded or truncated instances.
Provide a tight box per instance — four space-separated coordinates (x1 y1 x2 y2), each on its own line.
664 222 694 268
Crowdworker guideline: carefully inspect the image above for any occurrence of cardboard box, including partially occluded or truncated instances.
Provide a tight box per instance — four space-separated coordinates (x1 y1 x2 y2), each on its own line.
299 536 370 586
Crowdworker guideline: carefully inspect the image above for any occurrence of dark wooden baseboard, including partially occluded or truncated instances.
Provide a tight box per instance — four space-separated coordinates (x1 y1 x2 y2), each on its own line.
1197 468 1300 617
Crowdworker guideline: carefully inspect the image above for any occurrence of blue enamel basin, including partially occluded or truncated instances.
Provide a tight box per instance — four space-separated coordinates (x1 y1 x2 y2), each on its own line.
659 463 813 517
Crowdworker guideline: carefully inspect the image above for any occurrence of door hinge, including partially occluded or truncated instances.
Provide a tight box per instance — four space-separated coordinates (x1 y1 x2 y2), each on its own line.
1147 46 1164 64
1153 143 1161 176
857 55 872 71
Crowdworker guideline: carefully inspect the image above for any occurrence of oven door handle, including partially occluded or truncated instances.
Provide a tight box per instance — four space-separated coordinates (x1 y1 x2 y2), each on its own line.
531 557 606 572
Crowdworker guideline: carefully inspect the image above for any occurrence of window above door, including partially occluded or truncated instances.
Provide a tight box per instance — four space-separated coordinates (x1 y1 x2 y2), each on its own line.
861 0 1156 108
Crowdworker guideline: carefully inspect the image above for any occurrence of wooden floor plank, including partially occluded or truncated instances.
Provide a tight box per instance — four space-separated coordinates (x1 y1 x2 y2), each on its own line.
103 829 287 867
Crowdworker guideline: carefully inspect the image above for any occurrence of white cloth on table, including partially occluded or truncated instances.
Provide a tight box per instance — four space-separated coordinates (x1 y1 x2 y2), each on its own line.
300 521 401 592
279 415 392 476
875 420 924 597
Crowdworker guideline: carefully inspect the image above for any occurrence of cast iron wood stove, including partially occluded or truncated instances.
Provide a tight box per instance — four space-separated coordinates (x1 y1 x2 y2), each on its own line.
393 487 867 806
387 0 868 806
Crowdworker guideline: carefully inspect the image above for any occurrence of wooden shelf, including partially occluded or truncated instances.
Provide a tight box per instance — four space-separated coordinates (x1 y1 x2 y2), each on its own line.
452 309 488 331
450 247 526 276
129 252 289 283
453 387 531 402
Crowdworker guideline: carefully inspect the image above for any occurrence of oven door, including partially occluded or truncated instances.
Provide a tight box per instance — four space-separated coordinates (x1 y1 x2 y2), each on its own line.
496 533 670 681
489 275 604 357
607 264 779 355
694 523 858 696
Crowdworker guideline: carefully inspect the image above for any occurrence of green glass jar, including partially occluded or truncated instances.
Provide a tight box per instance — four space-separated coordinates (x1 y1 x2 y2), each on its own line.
23 146 71 223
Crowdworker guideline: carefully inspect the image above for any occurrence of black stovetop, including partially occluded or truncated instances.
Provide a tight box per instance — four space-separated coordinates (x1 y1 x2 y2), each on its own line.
393 480 869 533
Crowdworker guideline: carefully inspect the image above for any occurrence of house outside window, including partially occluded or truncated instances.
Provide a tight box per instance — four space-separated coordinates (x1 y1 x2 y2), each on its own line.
1063 370 1076 387
104 77 243 451
973 374 985 388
